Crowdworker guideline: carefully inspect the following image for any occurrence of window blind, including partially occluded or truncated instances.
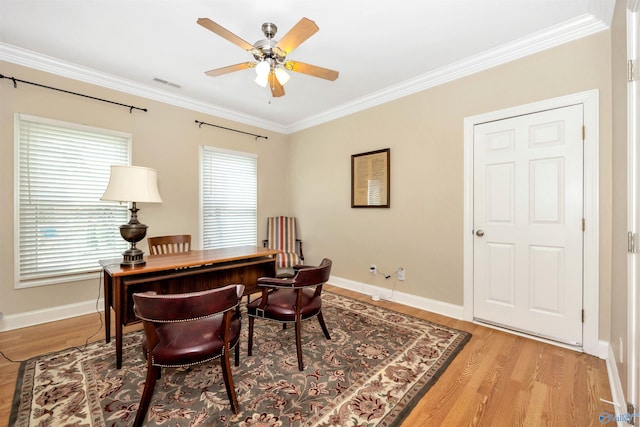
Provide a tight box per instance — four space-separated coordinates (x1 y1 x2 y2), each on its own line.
16 114 130 287
201 146 257 249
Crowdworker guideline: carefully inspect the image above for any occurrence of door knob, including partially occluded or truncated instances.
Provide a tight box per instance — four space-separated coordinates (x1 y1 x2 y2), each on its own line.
475 230 485 237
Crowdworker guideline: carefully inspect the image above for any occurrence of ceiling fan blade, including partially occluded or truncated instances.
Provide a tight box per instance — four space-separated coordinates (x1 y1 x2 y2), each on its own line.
285 61 339 81
269 71 285 97
205 62 256 77
197 18 254 51
274 17 319 55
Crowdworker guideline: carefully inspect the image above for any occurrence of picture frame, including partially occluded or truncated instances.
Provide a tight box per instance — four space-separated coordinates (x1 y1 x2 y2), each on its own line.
351 148 390 208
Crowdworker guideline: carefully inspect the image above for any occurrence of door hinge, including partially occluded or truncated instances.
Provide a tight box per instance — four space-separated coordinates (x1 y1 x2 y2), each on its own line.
629 231 637 253
582 218 585 231
581 309 585 323
629 60 638 82
582 125 585 140
627 402 636 425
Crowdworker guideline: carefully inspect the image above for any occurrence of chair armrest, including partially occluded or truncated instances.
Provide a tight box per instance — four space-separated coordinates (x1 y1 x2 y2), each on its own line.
293 264 313 271
257 277 294 288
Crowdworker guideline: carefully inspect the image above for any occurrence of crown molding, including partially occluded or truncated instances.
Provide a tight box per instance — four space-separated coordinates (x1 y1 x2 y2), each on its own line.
286 12 610 133
0 43 288 134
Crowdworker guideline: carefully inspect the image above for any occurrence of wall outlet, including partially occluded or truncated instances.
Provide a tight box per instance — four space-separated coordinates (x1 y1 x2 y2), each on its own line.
398 267 405 281
369 264 377 274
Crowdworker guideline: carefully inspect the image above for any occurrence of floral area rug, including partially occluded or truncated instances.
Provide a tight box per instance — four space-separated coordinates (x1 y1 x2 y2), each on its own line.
10 292 470 426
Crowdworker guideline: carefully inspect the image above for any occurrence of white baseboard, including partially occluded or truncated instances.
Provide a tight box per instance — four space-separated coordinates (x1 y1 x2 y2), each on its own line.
328 275 464 320
1 277 461 332
604 342 630 427
0 298 105 332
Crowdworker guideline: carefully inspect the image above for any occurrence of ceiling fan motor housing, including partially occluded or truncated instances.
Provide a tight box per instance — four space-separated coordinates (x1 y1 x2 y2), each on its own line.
252 39 286 64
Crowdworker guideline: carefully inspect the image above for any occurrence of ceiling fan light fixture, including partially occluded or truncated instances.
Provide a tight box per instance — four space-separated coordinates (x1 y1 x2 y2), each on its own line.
255 60 270 78
274 67 290 86
254 73 269 87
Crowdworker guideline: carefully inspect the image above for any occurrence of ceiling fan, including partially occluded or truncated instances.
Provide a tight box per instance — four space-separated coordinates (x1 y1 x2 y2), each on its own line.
197 17 339 98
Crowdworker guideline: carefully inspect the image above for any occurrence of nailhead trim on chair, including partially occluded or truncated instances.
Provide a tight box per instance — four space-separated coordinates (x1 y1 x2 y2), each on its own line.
152 354 220 368
137 302 241 324
151 344 238 368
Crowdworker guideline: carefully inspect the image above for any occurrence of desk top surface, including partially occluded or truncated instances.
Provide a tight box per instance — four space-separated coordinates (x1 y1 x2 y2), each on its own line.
100 245 278 277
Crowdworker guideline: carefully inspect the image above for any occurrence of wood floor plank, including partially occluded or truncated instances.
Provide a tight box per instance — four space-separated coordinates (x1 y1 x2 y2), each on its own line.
0 285 612 426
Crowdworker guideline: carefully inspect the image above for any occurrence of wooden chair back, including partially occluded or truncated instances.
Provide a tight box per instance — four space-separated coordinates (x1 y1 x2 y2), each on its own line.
148 234 191 255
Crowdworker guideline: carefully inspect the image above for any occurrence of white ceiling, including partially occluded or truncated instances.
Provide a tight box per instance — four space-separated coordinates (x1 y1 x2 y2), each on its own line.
0 1 615 133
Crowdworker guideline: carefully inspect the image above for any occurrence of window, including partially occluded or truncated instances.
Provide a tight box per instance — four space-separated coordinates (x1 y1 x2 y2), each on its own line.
15 114 131 288
201 146 257 249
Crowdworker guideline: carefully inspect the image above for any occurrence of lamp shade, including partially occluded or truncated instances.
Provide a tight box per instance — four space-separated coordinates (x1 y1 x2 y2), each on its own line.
101 165 163 203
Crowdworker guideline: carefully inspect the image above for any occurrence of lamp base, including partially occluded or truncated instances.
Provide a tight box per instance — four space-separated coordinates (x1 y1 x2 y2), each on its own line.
119 202 148 267
121 247 146 267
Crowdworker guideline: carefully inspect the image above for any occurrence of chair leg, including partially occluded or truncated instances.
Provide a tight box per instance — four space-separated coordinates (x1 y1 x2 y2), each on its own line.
234 341 240 367
248 316 254 356
317 311 331 340
133 364 161 427
295 319 304 371
220 347 240 414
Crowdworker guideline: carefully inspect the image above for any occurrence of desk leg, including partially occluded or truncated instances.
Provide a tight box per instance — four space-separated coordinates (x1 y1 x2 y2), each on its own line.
103 271 112 343
113 276 123 369
115 324 123 369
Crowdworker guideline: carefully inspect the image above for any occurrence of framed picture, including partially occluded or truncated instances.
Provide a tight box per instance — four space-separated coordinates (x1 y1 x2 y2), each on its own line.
351 148 390 208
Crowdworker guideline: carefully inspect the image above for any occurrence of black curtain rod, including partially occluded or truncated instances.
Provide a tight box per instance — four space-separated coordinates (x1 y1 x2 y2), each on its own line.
195 120 268 141
0 73 148 113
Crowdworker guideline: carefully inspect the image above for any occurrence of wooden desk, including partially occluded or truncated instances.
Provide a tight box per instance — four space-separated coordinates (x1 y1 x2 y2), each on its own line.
100 245 277 368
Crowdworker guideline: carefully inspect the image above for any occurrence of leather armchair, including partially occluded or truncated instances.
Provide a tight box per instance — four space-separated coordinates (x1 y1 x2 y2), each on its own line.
132 284 244 426
247 258 332 370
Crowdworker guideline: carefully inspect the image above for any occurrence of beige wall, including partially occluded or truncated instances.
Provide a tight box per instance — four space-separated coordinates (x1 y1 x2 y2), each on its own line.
0 29 616 343
289 31 613 336
0 60 290 317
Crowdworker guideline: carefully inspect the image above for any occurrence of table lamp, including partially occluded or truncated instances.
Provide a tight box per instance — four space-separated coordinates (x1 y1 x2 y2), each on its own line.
101 165 163 267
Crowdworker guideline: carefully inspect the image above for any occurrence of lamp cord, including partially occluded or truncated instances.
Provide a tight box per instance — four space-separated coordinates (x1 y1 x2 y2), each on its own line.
0 273 105 364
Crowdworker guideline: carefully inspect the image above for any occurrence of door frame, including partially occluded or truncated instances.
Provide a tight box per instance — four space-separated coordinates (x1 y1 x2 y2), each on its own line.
627 0 639 414
463 90 600 357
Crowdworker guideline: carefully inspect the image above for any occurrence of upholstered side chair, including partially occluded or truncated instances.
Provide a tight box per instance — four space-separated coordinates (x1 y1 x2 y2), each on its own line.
263 216 304 277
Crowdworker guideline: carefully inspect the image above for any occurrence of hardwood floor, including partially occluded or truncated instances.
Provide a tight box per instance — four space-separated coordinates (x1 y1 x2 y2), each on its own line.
0 285 613 426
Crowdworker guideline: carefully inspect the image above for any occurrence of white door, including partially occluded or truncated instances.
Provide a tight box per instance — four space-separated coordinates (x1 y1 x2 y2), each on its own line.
473 104 584 346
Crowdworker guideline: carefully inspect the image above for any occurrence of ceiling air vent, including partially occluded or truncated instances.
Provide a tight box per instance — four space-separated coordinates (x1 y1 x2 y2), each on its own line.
153 77 181 89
